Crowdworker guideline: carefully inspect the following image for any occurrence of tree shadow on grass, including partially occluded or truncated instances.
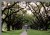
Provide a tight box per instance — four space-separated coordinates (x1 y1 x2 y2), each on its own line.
47 30 50 33
2 31 7 33
47 31 50 33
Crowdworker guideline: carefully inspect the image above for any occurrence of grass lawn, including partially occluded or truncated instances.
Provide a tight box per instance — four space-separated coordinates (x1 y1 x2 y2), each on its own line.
27 29 50 35
2 30 22 35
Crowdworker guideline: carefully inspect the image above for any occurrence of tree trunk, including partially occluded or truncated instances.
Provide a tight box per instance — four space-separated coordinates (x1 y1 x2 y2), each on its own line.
7 23 10 31
12 25 15 30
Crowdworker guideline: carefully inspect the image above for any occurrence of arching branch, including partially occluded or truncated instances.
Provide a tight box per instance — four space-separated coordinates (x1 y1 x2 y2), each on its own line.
2 2 18 14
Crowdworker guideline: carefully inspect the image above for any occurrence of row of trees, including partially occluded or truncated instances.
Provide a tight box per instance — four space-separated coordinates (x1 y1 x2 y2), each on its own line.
1 1 50 31
29 1 50 30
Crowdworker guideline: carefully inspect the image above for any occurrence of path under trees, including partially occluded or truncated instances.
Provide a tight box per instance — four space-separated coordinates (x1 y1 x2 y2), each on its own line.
1 1 50 31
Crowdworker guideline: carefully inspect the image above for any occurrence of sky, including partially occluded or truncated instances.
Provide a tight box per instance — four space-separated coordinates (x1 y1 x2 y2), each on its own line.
0 0 50 2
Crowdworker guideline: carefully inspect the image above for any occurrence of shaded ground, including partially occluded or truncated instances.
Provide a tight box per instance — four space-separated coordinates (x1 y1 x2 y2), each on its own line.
2 29 50 35
2 30 22 35
27 29 50 35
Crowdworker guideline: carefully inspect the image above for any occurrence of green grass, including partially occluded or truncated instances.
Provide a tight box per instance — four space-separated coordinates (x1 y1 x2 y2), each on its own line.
27 29 50 35
2 30 23 35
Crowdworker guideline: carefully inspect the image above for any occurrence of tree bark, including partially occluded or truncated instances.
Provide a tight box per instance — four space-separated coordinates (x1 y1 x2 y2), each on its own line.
12 25 15 30
7 23 10 31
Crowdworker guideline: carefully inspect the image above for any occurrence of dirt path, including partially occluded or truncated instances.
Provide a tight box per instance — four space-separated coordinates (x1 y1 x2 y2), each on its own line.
20 31 27 35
